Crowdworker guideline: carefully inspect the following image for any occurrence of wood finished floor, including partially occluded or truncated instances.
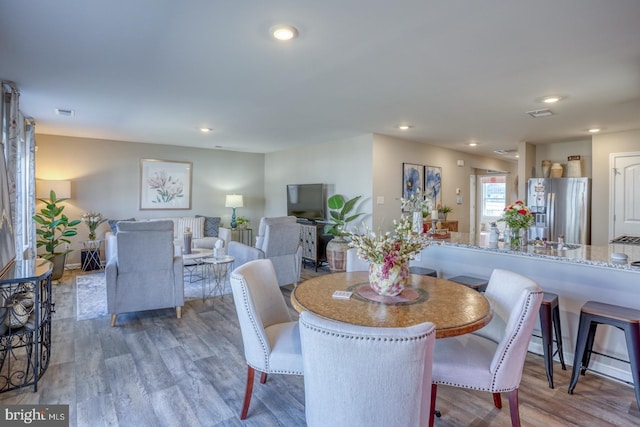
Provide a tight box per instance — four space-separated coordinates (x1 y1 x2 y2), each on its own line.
1 265 639 426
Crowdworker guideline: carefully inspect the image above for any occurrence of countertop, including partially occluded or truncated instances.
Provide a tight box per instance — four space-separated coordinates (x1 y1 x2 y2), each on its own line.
436 232 640 272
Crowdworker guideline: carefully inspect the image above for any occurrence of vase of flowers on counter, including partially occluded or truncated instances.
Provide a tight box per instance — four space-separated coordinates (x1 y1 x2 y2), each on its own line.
498 201 534 248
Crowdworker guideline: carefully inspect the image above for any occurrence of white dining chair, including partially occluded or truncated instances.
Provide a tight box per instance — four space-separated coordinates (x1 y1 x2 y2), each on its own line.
299 310 436 427
345 247 370 272
429 269 543 427
229 259 303 419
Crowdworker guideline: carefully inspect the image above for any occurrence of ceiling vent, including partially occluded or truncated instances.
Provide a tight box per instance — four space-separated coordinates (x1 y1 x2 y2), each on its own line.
55 108 74 117
493 149 518 156
526 109 553 118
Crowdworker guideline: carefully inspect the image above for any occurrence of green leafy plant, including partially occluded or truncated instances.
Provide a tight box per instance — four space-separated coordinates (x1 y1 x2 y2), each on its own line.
236 216 250 228
440 205 453 220
33 190 81 260
324 194 363 237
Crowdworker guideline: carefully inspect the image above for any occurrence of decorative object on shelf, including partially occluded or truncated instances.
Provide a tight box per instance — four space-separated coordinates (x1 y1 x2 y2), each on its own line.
566 155 582 177
183 227 192 254
498 201 534 248
440 205 453 220
4 292 33 328
225 194 244 229
33 189 81 280
541 160 552 178
550 162 563 178
348 207 438 297
140 159 192 210
81 211 107 241
324 194 363 272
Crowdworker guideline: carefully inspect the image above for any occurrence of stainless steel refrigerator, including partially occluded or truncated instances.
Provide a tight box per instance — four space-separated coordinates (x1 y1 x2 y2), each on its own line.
527 178 591 245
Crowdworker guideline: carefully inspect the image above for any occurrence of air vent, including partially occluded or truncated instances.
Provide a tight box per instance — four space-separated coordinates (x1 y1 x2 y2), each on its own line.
55 108 75 117
526 109 553 118
493 149 518 156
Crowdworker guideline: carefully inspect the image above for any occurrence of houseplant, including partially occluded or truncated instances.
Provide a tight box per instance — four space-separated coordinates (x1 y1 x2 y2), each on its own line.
33 190 81 280
81 211 107 241
498 200 534 247
440 205 453 220
324 194 363 272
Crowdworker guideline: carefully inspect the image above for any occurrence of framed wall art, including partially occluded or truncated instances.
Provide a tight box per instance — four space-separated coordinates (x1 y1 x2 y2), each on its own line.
402 163 424 200
140 159 192 210
424 165 442 209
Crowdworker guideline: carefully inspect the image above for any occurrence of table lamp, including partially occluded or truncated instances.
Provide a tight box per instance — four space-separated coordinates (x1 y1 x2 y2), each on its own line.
225 194 244 229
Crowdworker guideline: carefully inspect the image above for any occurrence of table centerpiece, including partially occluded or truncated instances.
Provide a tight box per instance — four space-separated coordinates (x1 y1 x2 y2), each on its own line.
498 201 534 247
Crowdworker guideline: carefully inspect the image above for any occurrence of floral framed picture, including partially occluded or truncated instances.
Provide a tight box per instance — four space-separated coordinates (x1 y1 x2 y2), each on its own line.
424 165 442 210
402 163 424 201
140 159 192 210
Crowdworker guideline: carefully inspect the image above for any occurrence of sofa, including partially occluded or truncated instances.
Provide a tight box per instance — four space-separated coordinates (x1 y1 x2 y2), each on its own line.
106 215 231 259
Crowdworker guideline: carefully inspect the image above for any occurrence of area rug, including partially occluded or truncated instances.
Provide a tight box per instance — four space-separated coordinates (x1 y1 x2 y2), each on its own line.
76 272 232 321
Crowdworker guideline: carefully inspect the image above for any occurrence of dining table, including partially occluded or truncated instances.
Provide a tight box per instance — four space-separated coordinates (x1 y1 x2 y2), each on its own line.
291 271 492 338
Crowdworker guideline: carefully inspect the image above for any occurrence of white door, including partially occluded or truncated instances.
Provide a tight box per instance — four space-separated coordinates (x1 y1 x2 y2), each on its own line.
612 153 640 238
475 174 507 233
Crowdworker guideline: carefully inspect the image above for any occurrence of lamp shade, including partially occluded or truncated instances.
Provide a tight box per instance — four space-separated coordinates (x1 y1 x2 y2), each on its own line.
36 179 71 199
225 194 244 208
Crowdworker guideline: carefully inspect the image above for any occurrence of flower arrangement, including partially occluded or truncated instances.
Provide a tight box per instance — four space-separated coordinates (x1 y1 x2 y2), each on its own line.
401 189 430 213
81 211 107 241
498 201 534 230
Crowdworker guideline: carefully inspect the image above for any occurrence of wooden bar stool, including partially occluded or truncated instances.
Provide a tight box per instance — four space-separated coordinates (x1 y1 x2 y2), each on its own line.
534 292 566 388
448 275 489 292
410 266 437 277
568 301 640 409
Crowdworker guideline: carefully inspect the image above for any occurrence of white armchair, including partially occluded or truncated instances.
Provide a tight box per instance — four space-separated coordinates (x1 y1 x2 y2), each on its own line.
429 269 543 427
227 216 302 286
300 311 436 427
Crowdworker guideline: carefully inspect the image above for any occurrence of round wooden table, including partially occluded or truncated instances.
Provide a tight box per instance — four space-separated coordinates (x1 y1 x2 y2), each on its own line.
291 271 492 338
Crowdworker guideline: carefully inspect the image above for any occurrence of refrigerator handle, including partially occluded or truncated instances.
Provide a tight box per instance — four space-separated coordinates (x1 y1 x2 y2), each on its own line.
548 192 555 241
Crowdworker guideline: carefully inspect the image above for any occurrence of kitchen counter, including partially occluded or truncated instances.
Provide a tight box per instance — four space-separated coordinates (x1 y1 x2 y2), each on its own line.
440 232 640 272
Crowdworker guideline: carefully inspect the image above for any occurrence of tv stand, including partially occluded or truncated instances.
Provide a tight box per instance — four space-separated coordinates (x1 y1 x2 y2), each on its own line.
298 223 327 271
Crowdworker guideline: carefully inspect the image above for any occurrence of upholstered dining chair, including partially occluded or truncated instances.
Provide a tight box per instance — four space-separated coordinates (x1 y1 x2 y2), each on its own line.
229 259 303 420
345 247 369 272
299 310 436 427
430 269 543 427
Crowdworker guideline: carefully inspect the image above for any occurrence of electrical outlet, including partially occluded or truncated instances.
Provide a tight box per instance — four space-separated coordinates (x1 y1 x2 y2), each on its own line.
376 196 384 204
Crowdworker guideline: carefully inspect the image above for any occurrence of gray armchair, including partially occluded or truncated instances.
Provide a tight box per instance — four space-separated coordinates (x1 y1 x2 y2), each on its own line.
105 220 184 326
227 216 302 286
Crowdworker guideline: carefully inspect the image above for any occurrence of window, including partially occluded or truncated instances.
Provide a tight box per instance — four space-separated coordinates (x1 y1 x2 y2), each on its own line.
481 175 506 217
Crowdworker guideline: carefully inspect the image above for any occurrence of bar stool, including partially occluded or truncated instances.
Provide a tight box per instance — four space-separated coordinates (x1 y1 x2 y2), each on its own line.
409 266 437 277
450 275 566 388
568 301 640 409
448 275 489 292
534 292 566 388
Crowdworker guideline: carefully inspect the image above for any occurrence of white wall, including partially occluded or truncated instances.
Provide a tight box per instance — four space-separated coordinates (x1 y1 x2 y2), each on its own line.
35 134 265 264
535 138 593 179
264 134 374 229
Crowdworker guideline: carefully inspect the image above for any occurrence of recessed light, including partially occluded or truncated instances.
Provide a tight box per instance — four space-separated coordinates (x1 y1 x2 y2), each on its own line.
468 142 478 147
397 124 413 130
270 25 298 41
588 128 601 133
542 96 562 104
200 127 213 133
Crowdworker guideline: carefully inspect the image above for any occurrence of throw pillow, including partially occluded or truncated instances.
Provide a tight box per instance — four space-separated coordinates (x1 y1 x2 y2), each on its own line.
196 215 221 237
108 218 136 234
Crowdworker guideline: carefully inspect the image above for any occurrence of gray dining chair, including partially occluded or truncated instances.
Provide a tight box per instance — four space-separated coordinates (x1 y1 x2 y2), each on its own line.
229 259 303 419
300 310 436 427
429 269 543 427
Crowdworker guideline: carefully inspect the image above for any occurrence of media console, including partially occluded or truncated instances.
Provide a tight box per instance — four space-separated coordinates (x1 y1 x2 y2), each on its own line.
298 221 329 271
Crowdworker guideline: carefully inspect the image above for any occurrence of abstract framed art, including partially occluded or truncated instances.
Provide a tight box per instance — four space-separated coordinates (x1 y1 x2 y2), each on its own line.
424 165 442 209
140 159 192 210
402 163 424 200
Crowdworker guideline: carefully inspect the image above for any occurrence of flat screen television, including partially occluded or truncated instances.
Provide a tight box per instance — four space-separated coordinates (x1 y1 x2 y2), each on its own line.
286 184 326 222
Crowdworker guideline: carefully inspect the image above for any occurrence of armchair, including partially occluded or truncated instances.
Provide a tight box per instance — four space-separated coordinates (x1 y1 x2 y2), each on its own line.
227 216 302 286
105 220 184 326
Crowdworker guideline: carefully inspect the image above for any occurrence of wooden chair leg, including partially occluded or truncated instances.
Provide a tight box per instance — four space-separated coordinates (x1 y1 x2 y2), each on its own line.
493 392 502 408
429 384 437 427
260 372 268 384
508 389 521 427
240 365 255 420
110 314 117 327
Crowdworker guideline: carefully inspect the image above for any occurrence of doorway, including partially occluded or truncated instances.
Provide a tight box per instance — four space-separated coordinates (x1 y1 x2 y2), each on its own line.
611 152 640 239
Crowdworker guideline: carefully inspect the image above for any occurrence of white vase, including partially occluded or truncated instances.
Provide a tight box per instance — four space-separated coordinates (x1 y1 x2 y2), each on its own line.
369 261 410 296
412 211 423 234
541 160 552 178
550 163 563 178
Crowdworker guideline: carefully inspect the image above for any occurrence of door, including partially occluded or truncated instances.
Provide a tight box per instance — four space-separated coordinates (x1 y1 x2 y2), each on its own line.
612 153 640 238
475 174 507 233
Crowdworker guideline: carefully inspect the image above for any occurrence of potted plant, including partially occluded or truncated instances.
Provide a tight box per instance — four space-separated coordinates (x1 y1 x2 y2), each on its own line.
33 190 81 280
440 205 453 220
324 194 363 272
236 216 250 230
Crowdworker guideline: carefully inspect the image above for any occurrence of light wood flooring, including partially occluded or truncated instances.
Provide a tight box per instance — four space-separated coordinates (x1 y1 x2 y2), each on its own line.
1 264 639 426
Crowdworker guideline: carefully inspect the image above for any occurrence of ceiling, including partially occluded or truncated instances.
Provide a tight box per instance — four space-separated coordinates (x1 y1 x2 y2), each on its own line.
2 1 640 160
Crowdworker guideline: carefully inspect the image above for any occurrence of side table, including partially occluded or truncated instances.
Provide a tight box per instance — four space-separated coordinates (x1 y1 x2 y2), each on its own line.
230 228 253 246
82 240 103 271
182 248 214 282
202 256 235 301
